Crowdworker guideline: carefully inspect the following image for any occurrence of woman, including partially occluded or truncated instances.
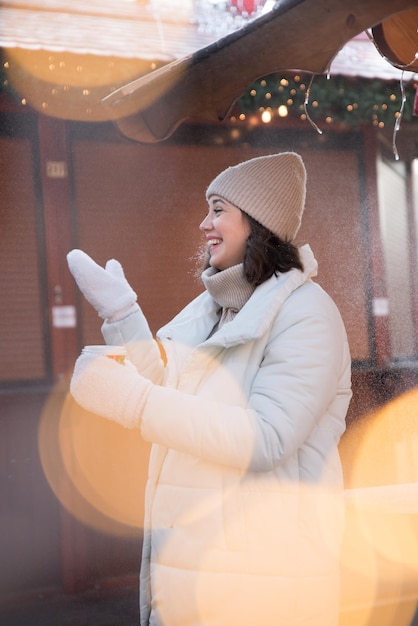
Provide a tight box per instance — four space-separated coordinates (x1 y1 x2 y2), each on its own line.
68 152 352 626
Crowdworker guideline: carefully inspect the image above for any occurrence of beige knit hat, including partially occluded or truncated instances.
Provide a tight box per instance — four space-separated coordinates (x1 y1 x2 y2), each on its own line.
206 152 306 242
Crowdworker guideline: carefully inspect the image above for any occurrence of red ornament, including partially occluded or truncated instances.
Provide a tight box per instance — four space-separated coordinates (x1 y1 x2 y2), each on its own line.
229 0 259 16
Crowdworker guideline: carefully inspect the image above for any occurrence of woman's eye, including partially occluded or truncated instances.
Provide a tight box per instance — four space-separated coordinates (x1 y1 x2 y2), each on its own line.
214 208 223 215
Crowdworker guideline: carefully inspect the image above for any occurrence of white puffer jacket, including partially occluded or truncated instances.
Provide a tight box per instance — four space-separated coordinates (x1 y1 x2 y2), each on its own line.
102 245 352 626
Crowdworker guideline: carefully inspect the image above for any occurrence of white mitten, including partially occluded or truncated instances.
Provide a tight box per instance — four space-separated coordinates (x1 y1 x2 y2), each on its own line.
70 352 153 429
67 249 138 321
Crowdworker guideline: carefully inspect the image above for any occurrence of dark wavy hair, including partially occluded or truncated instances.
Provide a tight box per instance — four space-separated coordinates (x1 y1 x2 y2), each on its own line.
200 212 304 287
243 215 304 286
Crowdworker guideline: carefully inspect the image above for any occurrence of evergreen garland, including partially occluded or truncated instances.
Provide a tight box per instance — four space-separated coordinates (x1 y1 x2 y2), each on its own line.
236 73 417 129
1 49 417 130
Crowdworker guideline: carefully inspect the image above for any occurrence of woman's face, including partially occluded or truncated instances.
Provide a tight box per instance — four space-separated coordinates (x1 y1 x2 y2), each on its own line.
200 196 251 270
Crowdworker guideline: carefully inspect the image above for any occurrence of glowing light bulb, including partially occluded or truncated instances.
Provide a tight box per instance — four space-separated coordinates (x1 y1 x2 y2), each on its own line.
261 110 272 123
278 105 288 117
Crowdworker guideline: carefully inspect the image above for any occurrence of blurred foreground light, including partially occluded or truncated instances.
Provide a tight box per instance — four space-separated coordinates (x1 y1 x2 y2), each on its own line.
338 387 418 624
38 386 150 536
3 49 163 122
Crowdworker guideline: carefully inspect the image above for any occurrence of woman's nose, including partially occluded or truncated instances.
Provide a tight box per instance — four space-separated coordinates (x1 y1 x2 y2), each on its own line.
199 214 211 231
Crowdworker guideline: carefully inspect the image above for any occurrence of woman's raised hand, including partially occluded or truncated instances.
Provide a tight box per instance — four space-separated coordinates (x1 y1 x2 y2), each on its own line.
67 249 138 321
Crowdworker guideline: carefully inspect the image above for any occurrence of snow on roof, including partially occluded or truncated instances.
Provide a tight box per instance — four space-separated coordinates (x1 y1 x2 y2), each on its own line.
0 1 416 81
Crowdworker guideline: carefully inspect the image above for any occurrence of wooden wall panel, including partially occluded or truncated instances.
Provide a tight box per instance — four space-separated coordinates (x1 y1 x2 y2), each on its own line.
71 141 274 341
0 136 47 382
71 130 370 364
0 392 62 599
298 149 370 362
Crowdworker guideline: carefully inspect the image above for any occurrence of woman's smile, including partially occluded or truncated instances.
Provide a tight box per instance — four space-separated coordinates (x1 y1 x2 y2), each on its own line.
207 237 222 250
200 197 251 270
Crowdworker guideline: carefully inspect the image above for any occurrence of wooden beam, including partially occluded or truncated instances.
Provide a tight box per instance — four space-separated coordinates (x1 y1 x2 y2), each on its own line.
37 114 80 383
103 0 418 143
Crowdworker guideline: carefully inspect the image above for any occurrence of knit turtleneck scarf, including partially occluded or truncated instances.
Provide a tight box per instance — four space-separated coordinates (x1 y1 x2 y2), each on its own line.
201 263 255 331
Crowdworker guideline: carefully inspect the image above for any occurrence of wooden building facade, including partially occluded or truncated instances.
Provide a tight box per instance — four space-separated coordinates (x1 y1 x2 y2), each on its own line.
1 88 418 619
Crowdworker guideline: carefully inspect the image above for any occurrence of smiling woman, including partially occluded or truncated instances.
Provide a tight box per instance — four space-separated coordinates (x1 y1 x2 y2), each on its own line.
200 197 251 270
66 151 352 626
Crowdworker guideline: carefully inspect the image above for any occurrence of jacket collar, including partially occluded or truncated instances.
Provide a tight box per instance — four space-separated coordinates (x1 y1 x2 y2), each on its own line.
158 244 318 348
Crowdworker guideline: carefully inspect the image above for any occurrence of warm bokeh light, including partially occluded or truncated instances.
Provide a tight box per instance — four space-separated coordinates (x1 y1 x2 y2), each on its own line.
261 109 272 123
338 387 418 624
38 385 150 536
3 49 164 121
38 376 418 620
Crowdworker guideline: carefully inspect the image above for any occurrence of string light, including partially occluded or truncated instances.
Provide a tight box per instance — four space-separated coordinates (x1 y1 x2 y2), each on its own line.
236 72 416 139
0 40 417 144
366 28 418 159
392 71 407 161
261 109 272 123
303 75 323 135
